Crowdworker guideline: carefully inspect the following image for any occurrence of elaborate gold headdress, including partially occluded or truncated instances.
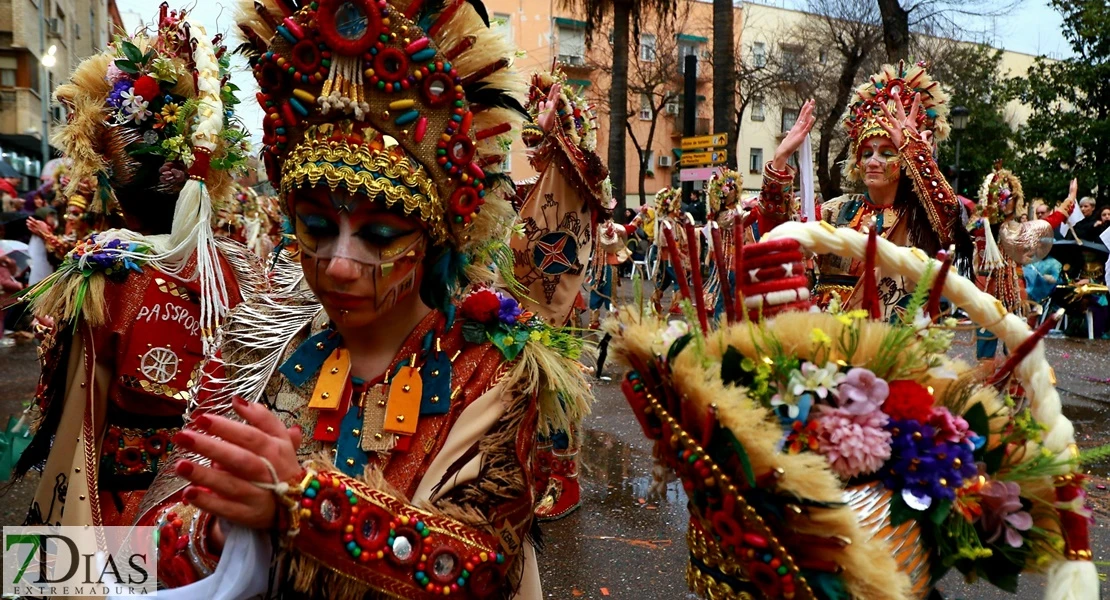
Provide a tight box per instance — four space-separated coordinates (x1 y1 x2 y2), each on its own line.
706 168 742 214
237 0 525 251
979 166 1025 224
842 61 951 182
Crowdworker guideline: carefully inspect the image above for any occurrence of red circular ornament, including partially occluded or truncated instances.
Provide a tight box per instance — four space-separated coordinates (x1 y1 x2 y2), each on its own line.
258 61 290 95
352 506 389 551
132 75 160 102
448 187 482 217
290 39 323 74
309 487 350 532
316 0 382 57
373 47 409 83
426 548 462 584
422 72 456 107
443 135 475 167
468 562 503 597
386 527 421 567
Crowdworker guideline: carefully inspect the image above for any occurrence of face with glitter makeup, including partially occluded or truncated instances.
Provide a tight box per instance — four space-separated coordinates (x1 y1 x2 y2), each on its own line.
292 187 428 329
858 136 902 190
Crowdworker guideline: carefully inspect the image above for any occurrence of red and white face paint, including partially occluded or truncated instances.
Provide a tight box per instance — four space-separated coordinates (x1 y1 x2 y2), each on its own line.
292 187 428 328
858 136 901 190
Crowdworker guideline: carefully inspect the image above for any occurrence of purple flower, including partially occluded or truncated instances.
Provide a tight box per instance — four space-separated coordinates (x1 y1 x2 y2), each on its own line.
836 367 889 415
107 79 133 109
978 480 1032 548
883 419 977 503
497 293 522 325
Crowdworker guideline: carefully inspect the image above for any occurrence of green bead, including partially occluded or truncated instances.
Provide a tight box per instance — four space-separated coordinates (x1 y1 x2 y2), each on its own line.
777 566 788 575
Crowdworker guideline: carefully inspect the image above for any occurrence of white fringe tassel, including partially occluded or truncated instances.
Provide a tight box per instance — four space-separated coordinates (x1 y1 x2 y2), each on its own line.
1044 559 1099 600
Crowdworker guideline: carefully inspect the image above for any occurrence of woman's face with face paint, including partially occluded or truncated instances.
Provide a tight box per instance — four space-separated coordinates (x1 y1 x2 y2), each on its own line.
292 187 428 329
858 136 901 189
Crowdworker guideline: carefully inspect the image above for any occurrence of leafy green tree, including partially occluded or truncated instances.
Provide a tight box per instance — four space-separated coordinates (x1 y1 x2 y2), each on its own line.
928 44 1020 199
1015 0 1110 206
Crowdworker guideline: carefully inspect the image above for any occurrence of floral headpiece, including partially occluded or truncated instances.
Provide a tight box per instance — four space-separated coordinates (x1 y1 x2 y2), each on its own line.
706 168 742 214
525 70 598 154
979 167 1025 224
53 3 249 214
238 0 525 250
842 61 950 182
654 186 681 216
610 223 1097 600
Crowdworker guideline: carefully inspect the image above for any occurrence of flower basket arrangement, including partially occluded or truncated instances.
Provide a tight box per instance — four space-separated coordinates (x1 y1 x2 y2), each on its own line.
610 221 1097 600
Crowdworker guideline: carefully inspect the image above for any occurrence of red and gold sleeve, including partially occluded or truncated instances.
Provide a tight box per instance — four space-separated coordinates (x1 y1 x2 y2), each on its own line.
757 161 798 233
278 464 515 599
898 132 961 246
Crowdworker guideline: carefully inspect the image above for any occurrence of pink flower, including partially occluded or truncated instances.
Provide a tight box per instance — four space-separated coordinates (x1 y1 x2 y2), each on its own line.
106 63 128 84
836 367 889 415
814 406 892 479
978 480 1032 548
927 407 971 446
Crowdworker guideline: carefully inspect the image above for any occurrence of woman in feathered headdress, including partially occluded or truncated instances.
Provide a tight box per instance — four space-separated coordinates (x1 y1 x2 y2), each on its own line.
650 185 693 314
758 61 973 316
970 164 1076 360
12 3 262 530
136 1 591 598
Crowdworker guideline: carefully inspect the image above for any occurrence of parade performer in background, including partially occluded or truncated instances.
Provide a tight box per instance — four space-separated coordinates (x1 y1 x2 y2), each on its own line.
137 1 590 597
610 220 1097 600
12 4 261 529
512 69 608 521
587 206 641 330
704 168 752 318
25 189 94 263
650 186 692 314
970 166 1075 360
760 61 971 316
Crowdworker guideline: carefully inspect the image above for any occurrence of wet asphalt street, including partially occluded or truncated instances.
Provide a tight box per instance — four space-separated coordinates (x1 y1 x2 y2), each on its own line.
0 298 1108 598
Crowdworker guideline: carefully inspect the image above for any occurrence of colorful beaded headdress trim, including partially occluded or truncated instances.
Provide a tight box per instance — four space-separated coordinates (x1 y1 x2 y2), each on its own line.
238 0 525 249
706 168 742 214
979 167 1025 224
841 61 951 183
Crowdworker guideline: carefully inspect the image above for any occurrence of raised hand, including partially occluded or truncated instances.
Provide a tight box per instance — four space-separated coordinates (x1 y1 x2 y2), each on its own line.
172 398 304 535
877 92 925 149
1056 178 1078 216
538 83 562 133
771 99 816 171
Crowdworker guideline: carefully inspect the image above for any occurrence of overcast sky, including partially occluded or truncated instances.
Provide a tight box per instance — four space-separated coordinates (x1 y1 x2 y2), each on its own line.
115 0 1074 144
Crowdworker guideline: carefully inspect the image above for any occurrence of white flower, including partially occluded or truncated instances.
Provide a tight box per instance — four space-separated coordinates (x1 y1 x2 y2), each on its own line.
659 320 689 349
788 361 845 400
120 88 151 124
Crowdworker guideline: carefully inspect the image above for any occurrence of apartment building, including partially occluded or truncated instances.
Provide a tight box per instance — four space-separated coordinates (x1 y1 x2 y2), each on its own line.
485 0 1046 207
0 0 123 188
484 0 738 207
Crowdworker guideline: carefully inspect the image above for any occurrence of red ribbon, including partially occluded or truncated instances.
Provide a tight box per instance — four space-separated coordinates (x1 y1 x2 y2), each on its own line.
188 148 212 181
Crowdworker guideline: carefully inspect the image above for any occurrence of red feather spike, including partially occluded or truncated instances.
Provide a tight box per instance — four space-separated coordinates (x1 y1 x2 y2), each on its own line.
684 219 709 334
663 223 694 307
404 0 426 19
862 218 881 320
701 404 718 449
428 0 464 38
443 35 475 61
475 122 512 140
925 245 955 320
987 309 1064 389
239 24 267 53
460 58 510 87
732 217 746 322
710 223 736 325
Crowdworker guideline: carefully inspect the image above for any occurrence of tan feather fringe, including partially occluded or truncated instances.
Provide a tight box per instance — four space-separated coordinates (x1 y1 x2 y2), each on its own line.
30 271 108 327
509 339 593 437
603 308 1030 600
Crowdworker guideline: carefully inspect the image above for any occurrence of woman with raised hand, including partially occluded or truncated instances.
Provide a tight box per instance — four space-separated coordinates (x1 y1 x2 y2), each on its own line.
759 61 972 316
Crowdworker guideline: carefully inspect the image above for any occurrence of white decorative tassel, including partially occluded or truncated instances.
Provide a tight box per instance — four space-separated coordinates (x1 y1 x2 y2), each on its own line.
1044 559 1099 600
978 218 1005 273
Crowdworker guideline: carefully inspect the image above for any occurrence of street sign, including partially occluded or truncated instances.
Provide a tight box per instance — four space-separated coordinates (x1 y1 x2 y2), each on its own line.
680 150 727 167
680 133 728 150
679 167 721 182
